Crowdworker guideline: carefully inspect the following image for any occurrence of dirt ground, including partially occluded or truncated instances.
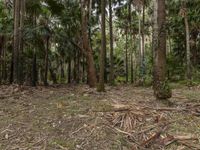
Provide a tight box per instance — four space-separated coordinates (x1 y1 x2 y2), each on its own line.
0 84 200 150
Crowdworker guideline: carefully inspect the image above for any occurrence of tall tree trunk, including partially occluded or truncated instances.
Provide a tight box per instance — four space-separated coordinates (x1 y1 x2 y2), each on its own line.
60 57 65 80
128 1 133 83
97 0 106 92
73 51 77 83
18 0 25 83
68 57 71 84
109 0 114 85
82 54 85 83
125 29 128 83
182 2 191 81
13 0 20 83
153 0 171 99
81 0 97 87
77 50 80 83
32 52 37 86
141 2 145 83
0 35 4 83
32 12 37 86
44 37 49 86
2 36 7 81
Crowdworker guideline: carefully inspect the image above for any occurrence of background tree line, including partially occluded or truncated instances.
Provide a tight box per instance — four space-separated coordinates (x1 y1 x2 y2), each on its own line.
0 0 200 99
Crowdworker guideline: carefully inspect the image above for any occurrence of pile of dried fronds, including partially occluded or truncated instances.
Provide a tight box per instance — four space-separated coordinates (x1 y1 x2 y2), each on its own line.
104 103 200 150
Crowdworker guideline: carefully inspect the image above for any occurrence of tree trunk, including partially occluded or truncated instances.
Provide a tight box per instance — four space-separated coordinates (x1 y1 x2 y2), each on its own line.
18 0 25 83
97 0 106 92
183 3 191 80
82 54 85 83
44 37 49 86
13 0 20 84
2 36 7 81
141 2 145 83
128 1 133 83
125 29 128 83
109 0 114 85
81 0 97 87
32 52 37 86
60 57 65 80
153 0 171 99
32 11 37 86
77 50 80 83
0 35 4 83
68 57 71 84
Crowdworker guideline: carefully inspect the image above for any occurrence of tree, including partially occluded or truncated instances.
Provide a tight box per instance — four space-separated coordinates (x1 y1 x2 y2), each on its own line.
81 0 97 88
13 0 20 83
153 0 171 99
109 0 114 85
98 0 106 92
180 1 191 81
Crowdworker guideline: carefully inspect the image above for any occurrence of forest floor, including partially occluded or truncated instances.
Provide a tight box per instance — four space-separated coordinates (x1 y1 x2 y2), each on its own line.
0 84 200 150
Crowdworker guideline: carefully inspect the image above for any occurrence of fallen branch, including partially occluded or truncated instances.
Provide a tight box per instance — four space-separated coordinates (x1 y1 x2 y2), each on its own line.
177 141 200 150
140 125 168 147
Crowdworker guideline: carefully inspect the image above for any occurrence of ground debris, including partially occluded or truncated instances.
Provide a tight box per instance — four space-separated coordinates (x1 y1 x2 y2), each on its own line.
0 85 200 149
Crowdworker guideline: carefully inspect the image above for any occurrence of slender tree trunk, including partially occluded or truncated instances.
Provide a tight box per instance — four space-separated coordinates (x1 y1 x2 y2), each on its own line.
125 29 128 83
13 0 20 84
182 3 191 81
153 0 171 99
32 52 37 86
141 2 145 83
109 0 114 85
73 51 77 82
77 50 80 83
128 1 133 83
0 35 4 83
32 12 37 86
82 54 85 83
97 0 106 92
68 57 71 84
81 0 97 87
44 37 49 86
3 36 7 81
49 62 57 84
18 0 25 83
60 57 65 80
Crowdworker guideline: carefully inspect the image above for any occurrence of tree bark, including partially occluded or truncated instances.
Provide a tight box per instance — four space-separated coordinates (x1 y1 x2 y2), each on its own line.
44 37 49 86
109 0 114 85
68 57 71 84
32 11 37 86
13 0 20 83
125 29 128 83
141 1 145 83
182 2 191 81
98 0 106 92
153 0 171 99
81 0 97 87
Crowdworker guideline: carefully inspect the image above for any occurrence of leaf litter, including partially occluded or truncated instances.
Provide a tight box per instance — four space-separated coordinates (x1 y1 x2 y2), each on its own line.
0 84 199 149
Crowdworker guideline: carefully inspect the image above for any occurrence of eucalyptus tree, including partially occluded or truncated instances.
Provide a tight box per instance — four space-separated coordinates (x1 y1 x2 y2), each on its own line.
109 0 114 85
13 0 20 83
81 0 97 87
153 0 171 99
98 0 106 92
